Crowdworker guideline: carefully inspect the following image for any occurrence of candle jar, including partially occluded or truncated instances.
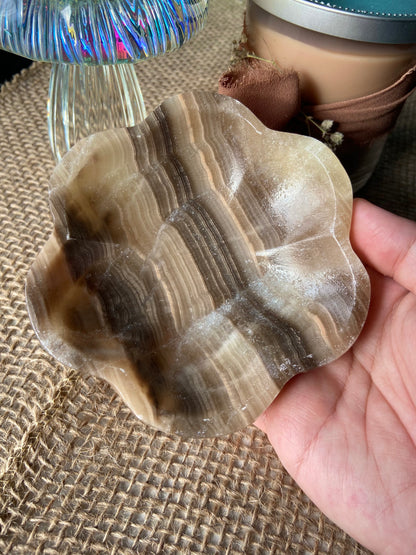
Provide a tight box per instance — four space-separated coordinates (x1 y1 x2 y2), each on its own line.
245 0 416 190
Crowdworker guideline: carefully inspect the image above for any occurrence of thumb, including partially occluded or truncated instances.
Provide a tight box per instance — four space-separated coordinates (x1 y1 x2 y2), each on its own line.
351 199 416 295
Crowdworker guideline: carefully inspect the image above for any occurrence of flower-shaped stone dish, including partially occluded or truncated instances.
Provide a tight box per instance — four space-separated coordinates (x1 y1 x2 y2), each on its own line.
26 91 370 437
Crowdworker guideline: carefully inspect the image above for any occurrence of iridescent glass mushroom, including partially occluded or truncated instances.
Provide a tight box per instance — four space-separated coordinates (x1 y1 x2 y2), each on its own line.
0 1 209 159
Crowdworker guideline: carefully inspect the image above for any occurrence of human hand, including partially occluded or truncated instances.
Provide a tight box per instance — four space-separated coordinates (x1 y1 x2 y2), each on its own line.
256 199 416 554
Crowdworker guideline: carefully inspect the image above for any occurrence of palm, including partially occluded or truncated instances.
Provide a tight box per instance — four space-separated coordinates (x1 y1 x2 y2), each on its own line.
257 200 416 553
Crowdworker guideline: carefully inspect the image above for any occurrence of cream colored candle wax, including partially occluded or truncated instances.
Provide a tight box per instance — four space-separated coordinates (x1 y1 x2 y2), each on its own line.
246 1 416 105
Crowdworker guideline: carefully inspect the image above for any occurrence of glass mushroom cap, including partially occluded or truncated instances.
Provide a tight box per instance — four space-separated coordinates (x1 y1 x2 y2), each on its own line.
26 92 370 438
0 0 209 64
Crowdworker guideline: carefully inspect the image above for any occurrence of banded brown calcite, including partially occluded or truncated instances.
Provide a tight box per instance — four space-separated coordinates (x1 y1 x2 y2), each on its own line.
26 91 370 437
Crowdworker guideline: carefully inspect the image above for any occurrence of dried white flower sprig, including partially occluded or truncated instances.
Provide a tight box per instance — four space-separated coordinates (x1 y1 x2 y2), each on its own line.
304 115 344 151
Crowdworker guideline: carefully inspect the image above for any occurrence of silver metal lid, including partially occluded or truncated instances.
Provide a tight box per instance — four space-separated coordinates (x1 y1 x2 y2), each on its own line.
251 0 416 43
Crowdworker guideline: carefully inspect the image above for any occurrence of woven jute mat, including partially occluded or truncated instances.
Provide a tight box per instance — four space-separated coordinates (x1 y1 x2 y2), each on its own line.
0 0 414 553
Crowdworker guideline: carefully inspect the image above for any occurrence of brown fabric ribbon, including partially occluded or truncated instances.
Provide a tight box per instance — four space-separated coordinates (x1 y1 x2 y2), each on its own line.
219 57 416 146
306 64 416 144
219 57 301 130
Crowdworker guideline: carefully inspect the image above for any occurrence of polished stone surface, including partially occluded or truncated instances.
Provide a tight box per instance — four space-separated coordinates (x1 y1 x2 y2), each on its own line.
26 91 370 437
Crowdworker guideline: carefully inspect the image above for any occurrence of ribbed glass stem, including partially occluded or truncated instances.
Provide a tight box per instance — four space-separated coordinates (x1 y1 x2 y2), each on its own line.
48 62 146 160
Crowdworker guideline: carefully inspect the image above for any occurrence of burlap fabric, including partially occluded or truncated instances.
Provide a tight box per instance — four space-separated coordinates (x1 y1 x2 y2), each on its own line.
0 1 414 553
